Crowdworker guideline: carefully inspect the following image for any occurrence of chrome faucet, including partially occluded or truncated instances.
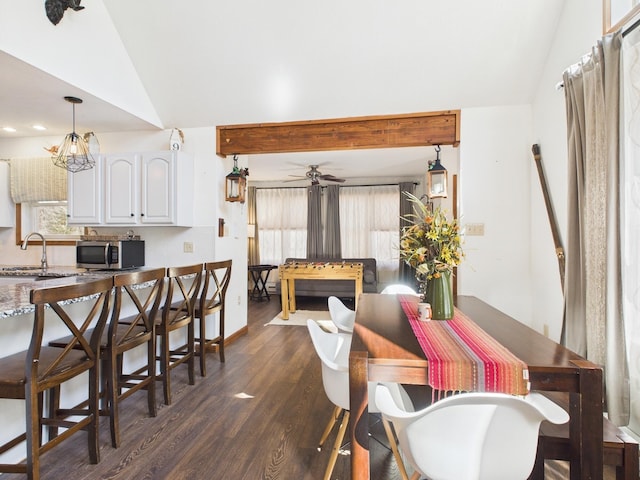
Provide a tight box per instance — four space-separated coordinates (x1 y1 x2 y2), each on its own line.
21 232 47 271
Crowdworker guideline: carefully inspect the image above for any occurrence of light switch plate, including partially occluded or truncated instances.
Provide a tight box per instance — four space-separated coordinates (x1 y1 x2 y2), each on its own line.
466 223 485 236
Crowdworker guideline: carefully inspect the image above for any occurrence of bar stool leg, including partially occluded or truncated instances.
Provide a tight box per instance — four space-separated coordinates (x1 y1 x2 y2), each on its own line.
188 322 195 385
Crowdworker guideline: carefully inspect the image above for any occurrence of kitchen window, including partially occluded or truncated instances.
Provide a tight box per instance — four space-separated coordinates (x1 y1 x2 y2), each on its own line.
9 157 82 246
15 203 83 246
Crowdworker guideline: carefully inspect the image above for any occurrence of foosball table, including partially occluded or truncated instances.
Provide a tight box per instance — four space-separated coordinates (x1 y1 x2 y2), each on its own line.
278 261 363 320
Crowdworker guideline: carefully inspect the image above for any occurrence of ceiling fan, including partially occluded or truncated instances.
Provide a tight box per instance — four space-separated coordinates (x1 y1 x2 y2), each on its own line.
286 165 346 185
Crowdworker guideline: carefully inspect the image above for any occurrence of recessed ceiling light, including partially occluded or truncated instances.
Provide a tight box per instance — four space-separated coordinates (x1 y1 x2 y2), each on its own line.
2 127 16 133
32 125 47 131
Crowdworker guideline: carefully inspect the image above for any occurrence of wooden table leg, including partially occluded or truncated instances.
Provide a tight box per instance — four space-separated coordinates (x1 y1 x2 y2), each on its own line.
349 349 370 480
280 278 289 320
355 278 363 310
289 279 297 313
569 361 603 480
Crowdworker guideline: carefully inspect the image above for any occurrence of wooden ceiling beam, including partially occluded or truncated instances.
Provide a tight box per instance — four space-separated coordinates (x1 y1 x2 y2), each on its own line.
216 110 460 157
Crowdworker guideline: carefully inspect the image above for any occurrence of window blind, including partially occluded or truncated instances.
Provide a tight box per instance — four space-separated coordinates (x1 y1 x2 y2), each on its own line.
9 157 67 203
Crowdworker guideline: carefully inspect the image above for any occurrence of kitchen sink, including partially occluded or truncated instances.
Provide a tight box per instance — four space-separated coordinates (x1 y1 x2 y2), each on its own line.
33 274 67 280
0 266 81 284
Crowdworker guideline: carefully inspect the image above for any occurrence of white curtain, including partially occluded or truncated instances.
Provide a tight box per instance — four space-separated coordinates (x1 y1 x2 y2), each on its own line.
339 185 399 284
256 188 307 265
621 26 640 434
563 31 629 425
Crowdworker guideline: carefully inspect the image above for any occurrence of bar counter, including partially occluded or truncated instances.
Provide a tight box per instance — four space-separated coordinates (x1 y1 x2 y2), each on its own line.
0 266 149 318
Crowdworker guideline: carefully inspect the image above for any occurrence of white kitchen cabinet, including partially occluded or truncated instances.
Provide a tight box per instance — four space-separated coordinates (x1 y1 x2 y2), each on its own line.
67 159 102 225
104 153 138 225
140 153 175 224
0 162 14 227
103 151 193 226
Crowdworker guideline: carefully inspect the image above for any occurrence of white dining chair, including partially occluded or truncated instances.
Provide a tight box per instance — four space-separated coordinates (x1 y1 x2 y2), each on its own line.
375 384 570 480
307 319 413 480
327 296 356 333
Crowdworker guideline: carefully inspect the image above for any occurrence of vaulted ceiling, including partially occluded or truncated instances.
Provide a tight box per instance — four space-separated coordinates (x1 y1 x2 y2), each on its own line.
0 0 567 181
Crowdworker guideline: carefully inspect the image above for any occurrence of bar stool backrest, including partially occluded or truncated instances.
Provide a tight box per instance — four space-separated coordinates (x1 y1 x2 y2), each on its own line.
200 260 232 316
163 264 203 327
30 278 114 385
110 268 166 347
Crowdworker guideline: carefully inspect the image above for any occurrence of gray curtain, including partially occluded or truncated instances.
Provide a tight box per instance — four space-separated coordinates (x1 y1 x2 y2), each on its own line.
306 185 323 258
563 31 629 425
324 185 341 258
247 186 260 266
399 182 416 285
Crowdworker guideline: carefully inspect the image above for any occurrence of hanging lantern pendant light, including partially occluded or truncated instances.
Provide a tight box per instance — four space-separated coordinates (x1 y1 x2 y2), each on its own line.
427 145 448 198
52 96 96 173
225 154 248 203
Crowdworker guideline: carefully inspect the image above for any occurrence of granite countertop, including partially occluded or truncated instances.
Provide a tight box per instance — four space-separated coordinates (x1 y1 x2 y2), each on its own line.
0 265 89 278
0 266 136 319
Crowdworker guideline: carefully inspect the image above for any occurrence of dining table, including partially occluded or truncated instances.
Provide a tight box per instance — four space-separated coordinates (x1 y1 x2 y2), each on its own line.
348 293 604 480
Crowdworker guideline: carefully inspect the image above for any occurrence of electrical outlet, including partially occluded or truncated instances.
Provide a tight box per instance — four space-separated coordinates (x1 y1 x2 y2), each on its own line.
237 295 241 305
183 242 194 253
466 223 485 236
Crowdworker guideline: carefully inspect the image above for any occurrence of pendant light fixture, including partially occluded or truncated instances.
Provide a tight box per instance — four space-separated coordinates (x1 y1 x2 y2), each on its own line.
225 155 249 203
427 145 448 198
52 96 96 173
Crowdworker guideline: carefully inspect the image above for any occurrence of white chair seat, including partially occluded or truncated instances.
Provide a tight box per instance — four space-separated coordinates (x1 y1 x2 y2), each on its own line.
375 384 570 480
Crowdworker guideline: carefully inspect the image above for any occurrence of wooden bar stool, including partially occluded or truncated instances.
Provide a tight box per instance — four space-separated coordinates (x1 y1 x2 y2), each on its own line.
104 268 165 447
195 260 232 375
157 264 203 405
0 278 113 480
47 269 165 448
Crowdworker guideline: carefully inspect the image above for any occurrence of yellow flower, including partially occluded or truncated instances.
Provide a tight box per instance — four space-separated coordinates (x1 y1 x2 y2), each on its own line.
399 192 464 281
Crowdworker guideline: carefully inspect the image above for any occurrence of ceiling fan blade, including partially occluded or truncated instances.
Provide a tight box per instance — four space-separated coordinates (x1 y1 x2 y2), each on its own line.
283 177 307 183
319 174 346 183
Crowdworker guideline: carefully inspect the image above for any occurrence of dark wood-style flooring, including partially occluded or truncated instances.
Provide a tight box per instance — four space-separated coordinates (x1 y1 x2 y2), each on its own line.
0 295 611 479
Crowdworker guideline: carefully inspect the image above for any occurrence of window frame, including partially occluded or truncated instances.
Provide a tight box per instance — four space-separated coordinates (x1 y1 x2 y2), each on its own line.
14 204 85 246
604 0 640 34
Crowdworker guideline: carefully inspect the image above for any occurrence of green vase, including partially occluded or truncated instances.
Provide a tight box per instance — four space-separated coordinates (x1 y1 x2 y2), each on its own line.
424 271 454 320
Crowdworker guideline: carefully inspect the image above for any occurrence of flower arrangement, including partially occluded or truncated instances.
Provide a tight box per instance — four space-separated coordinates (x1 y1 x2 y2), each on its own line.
399 192 463 281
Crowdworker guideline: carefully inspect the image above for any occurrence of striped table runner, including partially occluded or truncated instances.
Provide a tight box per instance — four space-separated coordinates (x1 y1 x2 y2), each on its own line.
398 295 530 396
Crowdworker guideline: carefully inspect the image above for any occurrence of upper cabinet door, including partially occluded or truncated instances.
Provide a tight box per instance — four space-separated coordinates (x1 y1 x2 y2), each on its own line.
67 157 102 225
105 153 138 224
140 152 175 224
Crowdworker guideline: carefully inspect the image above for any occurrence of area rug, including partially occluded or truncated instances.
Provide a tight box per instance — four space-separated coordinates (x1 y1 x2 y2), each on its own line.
265 310 336 331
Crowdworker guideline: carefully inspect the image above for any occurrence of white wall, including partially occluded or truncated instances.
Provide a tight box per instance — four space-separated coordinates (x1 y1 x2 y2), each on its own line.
529 0 602 340
458 105 534 324
0 0 161 127
455 0 603 338
0 127 249 337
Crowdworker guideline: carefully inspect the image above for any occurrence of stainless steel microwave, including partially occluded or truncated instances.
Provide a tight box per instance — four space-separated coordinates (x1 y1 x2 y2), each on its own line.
76 240 145 270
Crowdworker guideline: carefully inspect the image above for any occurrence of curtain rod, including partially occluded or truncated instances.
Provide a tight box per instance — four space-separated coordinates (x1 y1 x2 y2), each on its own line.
557 16 639 88
254 182 419 190
622 14 640 37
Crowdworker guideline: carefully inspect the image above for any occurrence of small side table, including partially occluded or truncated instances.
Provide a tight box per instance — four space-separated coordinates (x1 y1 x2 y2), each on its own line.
248 264 277 301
